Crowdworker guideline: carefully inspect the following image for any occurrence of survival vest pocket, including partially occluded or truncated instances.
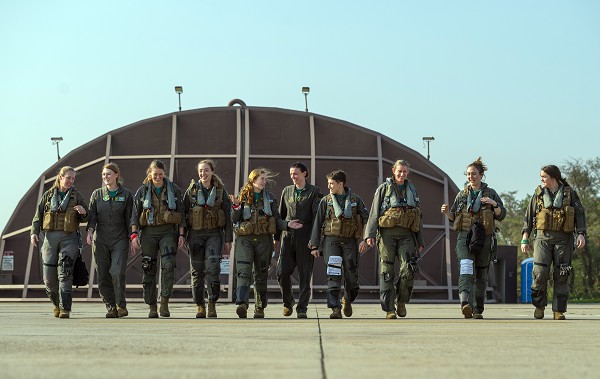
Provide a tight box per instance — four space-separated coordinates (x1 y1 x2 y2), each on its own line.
163 210 182 224
63 208 78 233
267 216 276 234
341 218 357 238
204 209 218 230
234 221 254 236
536 208 551 230
139 210 149 227
481 208 495 235
409 208 421 233
378 208 398 228
217 209 226 227
42 211 55 230
191 206 204 230
563 206 575 232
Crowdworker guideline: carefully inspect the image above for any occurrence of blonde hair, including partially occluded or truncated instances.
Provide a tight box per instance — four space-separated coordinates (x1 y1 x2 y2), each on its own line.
237 168 277 204
143 160 167 184
104 162 123 185
198 159 224 188
51 166 76 190
392 160 410 170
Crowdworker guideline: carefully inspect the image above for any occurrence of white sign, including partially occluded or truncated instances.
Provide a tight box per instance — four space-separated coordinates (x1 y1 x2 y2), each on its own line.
2 251 14 271
326 255 342 276
220 258 230 275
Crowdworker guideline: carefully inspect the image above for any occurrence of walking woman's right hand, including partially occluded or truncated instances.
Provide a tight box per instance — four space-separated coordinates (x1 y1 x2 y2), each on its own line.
229 194 240 206
30 234 39 248
440 204 449 215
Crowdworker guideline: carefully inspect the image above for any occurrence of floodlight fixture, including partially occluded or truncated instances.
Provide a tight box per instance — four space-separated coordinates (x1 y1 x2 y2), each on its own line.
422 136 434 160
51 137 63 161
175 86 183 111
302 86 310 112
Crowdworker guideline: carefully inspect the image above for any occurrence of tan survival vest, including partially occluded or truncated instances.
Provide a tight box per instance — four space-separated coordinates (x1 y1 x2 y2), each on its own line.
322 194 363 239
452 186 495 235
42 190 80 233
139 186 182 227
187 184 226 230
234 197 276 236
534 186 575 232
377 181 421 232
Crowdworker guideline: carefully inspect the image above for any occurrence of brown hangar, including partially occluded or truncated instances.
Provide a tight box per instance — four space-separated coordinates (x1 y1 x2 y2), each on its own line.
0 100 516 303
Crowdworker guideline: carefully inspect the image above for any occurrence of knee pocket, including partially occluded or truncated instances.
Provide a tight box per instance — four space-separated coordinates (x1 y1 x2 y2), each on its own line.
162 261 174 272
60 256 74 276
206 265 220 276
236 260 252 278
191 243 205 256
348 259 358 272
400 269 415 281
380 259 395 274
532 265 550 281
328 276 342 288
553 271 569 283
141 257 156 275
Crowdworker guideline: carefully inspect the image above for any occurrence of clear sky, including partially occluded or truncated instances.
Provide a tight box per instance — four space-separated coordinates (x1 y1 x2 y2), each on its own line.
1 1 598 233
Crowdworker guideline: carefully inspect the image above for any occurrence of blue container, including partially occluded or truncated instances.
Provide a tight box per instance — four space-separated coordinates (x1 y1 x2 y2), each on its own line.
521 257 534 303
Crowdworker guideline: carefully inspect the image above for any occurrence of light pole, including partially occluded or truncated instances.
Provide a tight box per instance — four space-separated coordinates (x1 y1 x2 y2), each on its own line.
175 86 183 111
422 136 434 160
51 137 63 161
302 86 310 112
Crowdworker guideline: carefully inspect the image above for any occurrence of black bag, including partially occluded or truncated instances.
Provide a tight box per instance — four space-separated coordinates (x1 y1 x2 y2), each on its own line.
73 252 89 287
466 221 486 255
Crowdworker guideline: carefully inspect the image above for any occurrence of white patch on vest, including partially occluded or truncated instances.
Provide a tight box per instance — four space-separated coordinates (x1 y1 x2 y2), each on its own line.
460 259 474 275
327 255 343 276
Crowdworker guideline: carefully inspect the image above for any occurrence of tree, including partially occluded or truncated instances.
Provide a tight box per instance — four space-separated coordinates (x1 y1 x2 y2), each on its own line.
498 158 600 301
497 190 529 247
563 158 600 298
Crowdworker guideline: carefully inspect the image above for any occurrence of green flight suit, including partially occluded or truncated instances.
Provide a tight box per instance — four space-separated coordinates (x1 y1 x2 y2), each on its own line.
364 179 424 313
183 181 233 305
31 187 89 311
522 185 586 313
309 188 369 309
131 180 184 305
232 189 288 310
87 185 133 311
449 183 505 313
275 183 322 314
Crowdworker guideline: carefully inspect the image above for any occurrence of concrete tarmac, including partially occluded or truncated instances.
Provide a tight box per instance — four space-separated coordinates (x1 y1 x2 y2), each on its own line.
1 302 599 379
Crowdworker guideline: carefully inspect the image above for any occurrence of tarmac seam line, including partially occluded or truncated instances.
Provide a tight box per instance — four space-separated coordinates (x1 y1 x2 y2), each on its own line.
315 305 327 379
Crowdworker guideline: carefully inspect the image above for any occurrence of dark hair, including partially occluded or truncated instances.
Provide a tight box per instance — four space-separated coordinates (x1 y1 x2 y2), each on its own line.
326 170 346 185
541 164 570 186
467 157 487 175
198 159 224 188
290 162 309 178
